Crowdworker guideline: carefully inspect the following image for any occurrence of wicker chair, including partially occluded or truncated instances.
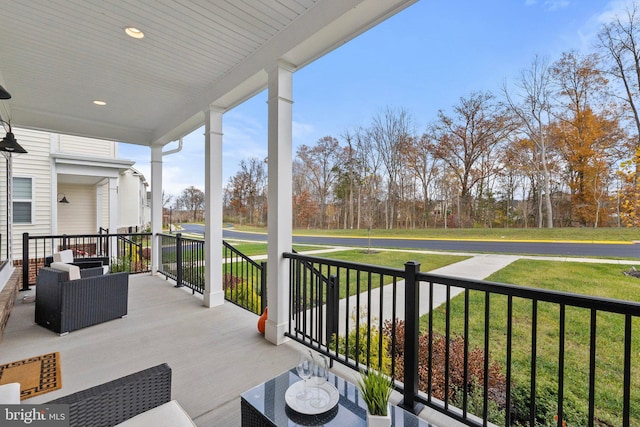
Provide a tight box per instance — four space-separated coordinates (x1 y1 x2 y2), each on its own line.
35 267 129 335
48 363 173 427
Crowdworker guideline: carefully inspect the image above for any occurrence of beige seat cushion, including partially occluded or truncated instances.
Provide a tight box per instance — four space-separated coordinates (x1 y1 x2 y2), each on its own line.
50 261 81 280
53 249 74 263
114 400 196 427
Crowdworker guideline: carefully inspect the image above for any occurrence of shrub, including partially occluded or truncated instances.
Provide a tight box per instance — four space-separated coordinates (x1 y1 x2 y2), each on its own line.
333 309 392 374
384 319 507 422
510 381 589 427
224 274 262 313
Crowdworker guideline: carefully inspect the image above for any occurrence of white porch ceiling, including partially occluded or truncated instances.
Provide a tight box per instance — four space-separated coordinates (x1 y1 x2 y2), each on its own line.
0 0 417 148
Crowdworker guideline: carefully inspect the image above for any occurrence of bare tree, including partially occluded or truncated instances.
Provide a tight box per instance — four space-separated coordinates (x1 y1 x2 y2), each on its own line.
598 4 640 225
503 55 555 228
370 107 414 229
355 128 383 230
227 158 268 226
296 136 342 228
429 91 515 226
405 134 440 227
178 186 205 222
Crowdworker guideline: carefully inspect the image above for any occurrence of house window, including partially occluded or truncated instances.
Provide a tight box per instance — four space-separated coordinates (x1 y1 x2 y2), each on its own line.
13 177 33 224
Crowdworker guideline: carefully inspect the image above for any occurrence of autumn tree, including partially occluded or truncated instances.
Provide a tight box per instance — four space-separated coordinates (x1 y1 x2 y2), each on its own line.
293 189 318 228
178 186 205 222
504 55 556 228
598 4 640 225
428 91 515 226
550 51 622 226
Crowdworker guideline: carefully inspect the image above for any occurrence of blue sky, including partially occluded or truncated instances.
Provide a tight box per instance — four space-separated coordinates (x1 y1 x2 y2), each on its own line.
119 0 631 198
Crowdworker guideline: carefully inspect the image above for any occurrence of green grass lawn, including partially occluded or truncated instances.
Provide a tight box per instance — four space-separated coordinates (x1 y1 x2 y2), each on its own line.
308 249 468 298
225 241 318 257
424 260 640 426
235 225 640 242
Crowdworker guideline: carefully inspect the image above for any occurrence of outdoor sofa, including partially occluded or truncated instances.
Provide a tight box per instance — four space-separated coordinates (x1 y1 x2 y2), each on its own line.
35 264 129 335
1 363 195 427
45 248 109 273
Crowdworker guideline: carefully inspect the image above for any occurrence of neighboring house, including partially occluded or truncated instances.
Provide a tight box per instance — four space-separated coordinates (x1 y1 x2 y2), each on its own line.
0 127 147 260
118 167 150 233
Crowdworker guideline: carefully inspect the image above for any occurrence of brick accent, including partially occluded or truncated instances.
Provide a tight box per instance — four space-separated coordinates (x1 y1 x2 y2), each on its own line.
0 268 20 344
13 257 47 288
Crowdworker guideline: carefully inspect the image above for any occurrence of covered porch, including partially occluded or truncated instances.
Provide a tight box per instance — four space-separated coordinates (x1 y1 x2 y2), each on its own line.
0 0 420 347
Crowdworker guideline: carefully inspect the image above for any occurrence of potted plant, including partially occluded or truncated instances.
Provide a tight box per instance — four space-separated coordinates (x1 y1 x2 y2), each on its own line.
356 367 392 427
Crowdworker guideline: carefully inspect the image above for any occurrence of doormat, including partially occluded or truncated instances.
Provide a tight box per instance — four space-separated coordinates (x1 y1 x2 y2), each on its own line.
0 352 61 400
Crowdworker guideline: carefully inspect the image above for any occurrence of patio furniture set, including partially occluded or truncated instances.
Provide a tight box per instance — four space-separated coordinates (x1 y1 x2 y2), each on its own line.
35 249 128 335
1 253 198 426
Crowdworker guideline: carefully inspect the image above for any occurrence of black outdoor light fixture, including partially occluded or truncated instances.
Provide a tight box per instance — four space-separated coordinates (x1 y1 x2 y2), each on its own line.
58 193 69 204
0 130 27 154
0 84 10 100
0 85 30 290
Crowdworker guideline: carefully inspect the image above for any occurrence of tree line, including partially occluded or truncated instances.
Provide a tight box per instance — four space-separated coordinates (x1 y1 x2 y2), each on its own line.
183 5 640 230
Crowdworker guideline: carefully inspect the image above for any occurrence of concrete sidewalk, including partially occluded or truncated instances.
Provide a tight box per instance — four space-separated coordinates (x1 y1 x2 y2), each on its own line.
335 254 521 336
333 251 639 335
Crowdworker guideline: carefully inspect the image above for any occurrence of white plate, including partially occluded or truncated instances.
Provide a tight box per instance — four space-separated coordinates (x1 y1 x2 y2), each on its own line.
285 380 339 415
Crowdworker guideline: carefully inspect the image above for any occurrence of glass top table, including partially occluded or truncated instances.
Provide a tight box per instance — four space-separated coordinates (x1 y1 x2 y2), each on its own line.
240 368 435 427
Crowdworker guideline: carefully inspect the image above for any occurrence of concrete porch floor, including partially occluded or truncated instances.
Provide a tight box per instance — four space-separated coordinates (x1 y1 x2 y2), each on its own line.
0 272 464 427
0 273 306 426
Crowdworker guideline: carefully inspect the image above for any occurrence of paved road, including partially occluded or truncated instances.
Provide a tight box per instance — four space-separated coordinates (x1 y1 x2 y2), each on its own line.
178 224 640 258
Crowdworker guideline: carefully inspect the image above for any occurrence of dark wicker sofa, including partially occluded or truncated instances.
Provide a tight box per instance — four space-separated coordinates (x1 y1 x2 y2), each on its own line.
48 363 172 427
35 267 129 335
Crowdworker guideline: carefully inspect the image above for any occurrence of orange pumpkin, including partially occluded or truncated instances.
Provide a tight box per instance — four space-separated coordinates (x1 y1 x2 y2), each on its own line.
257 307 268 334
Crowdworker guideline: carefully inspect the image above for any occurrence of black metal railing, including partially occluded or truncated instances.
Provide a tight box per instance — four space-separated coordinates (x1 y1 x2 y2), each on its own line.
283 251 640 427
22 231 152 287
158 234 266 314
158 233 205 294
223 240 266 315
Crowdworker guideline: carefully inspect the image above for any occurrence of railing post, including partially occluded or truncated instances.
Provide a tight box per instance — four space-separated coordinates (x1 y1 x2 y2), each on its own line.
175 233 183 287
400 261 424 415
104 232 110 260
325 274 339 344
260 261 267 313
21 232 30 291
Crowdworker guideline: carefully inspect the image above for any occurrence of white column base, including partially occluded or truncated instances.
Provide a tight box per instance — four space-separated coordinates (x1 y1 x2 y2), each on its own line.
203 290 225 308
265 319 290 345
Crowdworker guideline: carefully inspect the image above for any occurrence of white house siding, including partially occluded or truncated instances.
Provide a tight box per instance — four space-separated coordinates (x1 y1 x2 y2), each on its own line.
118 169 149 231
0 127 141 261
54 134 115 158
5 129 53 260
57 184 96 235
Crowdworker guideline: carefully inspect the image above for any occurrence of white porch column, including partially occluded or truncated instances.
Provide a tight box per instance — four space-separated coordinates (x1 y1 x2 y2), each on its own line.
204 106 225 307
96 184 104 231
150 145 163 274
108 177 118 260
265 61 294 345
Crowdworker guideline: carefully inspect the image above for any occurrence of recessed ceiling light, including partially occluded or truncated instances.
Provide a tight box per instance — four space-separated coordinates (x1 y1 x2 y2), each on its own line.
93 100 107 106
125 27 144 39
